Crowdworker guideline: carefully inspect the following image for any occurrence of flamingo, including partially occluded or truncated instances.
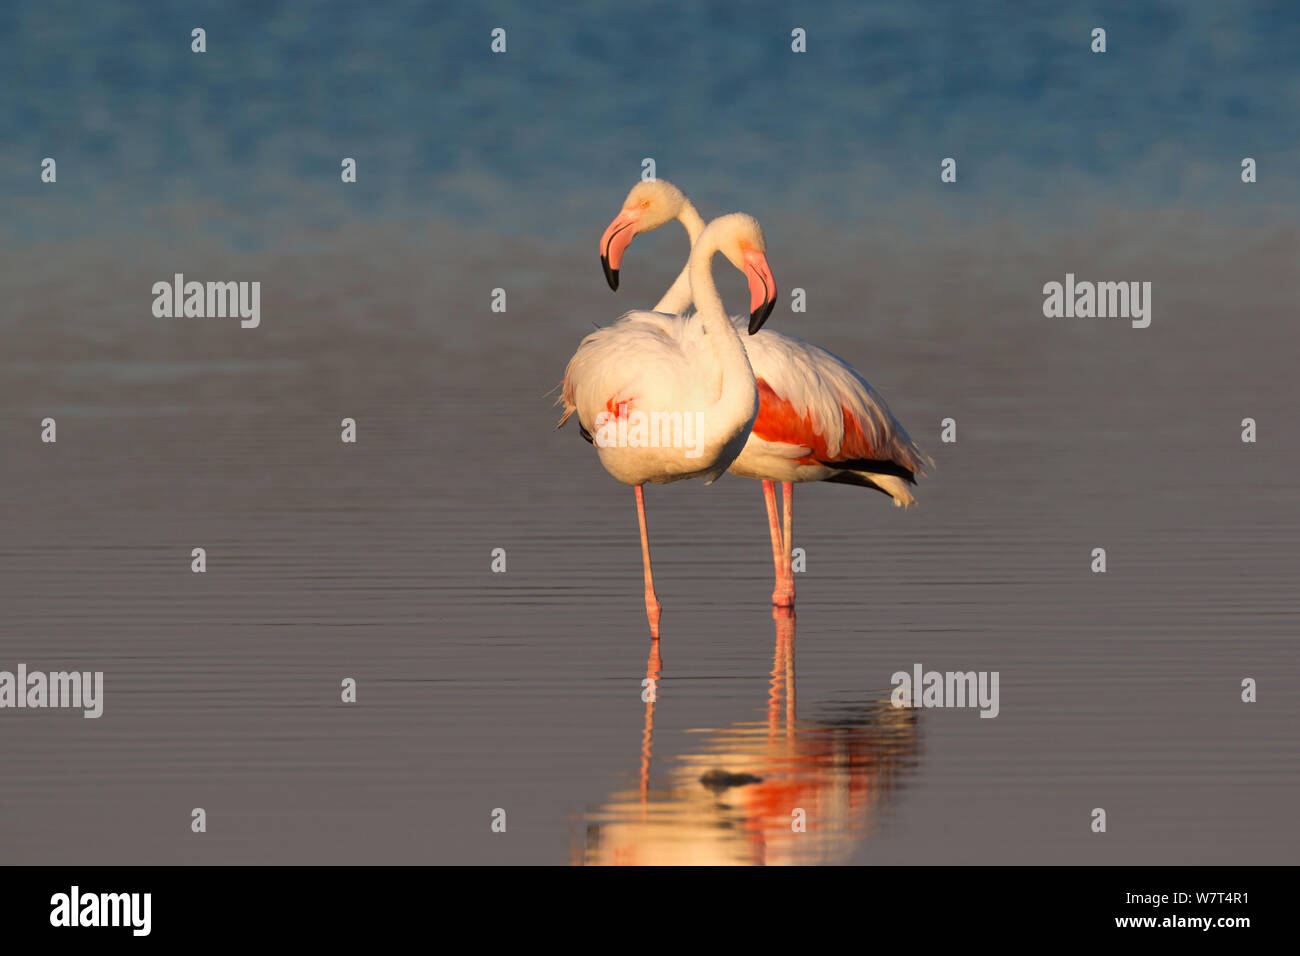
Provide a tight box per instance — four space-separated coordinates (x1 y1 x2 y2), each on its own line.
598 179 930 607
558 212 779 639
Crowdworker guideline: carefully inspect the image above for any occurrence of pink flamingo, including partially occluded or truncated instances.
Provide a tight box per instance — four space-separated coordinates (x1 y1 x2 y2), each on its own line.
559 213 779 639
598 180 930 607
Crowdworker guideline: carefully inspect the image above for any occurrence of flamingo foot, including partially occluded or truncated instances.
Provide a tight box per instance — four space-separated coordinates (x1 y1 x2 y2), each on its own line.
771 584 795 608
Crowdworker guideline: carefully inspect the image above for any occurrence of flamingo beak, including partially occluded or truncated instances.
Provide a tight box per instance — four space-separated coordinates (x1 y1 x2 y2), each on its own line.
744 248 778 334
599 211 640 291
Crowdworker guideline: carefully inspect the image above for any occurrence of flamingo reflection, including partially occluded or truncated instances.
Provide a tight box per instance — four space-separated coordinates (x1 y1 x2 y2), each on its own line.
574 608 921 865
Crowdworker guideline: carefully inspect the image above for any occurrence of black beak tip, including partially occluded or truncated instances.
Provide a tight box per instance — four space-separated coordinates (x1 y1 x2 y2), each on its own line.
748 299 776 334
601 255 619 291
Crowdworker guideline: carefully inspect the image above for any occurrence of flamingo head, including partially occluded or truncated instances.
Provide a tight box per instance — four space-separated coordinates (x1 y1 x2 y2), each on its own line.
707 213 778 334
599 179 688 291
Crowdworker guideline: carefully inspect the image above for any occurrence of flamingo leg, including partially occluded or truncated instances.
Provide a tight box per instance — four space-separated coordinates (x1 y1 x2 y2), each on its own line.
634 485 662 640
777 481 796 606
762 480 791 606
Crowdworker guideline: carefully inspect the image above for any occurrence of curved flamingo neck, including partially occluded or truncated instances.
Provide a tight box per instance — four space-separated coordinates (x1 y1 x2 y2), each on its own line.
688 238 725 328
688 222 756 428
652 198 706 315
679 200 706 244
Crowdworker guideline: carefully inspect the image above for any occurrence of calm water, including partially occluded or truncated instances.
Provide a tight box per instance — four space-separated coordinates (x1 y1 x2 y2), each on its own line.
1 210 1295 864
1 0 1297 865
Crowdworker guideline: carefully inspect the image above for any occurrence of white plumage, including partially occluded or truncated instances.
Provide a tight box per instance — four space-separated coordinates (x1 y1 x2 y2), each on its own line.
559 309 752 485
730 317 929 504
590 179 930 607
558 211 780 637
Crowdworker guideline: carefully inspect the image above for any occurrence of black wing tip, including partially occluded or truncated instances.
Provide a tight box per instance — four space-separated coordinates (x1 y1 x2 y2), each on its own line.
821 472 896 498
819 457 917 484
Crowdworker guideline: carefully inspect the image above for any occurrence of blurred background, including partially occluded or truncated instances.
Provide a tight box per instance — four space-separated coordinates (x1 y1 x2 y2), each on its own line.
1 0 1296 864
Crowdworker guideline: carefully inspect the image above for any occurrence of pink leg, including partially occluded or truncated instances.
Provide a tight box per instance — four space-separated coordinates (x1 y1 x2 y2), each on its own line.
635 485 662 640
762 480 792 606
777 482 795 606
